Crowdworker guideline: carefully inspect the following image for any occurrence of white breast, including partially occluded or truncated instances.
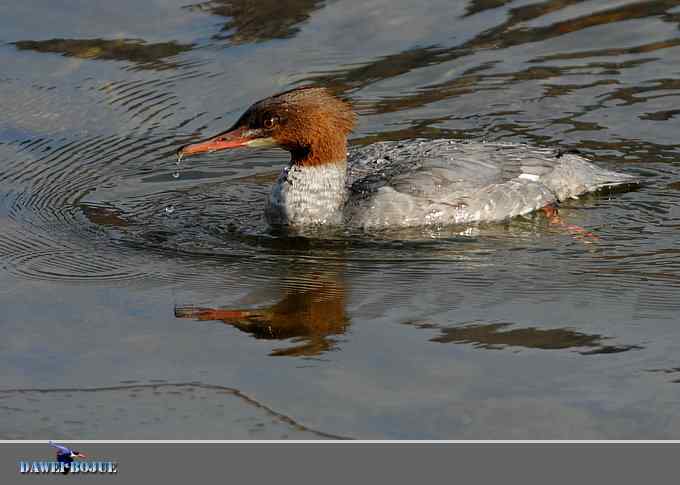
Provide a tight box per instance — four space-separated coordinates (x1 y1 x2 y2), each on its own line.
265 162 348 227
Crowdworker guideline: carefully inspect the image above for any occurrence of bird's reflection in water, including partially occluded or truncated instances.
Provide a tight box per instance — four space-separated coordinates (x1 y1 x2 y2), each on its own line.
175 269 349 357
80 201 351 357
80 203 640 358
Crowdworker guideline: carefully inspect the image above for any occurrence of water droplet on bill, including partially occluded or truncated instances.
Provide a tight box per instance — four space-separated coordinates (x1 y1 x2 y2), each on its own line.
173 152 183 179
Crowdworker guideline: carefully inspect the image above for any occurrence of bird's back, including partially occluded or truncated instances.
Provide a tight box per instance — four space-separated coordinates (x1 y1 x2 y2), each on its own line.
346 139 635 229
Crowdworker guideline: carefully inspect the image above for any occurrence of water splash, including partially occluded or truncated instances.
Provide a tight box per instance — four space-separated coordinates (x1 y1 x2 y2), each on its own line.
173 151 183 179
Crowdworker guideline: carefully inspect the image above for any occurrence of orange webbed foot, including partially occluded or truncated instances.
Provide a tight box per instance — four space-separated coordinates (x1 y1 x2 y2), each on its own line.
541 205 600 242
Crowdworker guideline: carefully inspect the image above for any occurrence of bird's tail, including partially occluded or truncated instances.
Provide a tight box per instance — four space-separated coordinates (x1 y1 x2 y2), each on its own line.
541 154 638 200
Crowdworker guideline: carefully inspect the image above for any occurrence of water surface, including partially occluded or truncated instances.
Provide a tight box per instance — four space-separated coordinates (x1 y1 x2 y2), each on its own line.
1 0 680 438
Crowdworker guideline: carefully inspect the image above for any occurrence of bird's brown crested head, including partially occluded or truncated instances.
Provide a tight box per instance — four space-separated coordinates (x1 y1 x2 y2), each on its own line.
178 87 356 166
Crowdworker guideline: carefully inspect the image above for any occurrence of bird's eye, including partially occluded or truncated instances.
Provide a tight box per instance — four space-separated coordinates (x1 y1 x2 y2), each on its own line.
263 116 278 129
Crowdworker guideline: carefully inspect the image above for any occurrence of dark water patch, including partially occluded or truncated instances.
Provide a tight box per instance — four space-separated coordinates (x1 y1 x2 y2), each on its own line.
184 0 325 44
600 78 680 106
14 38 195 71
531 37 680 62
640 109 680 121
464 0 514 17
648 368 680 383
405 320 643 354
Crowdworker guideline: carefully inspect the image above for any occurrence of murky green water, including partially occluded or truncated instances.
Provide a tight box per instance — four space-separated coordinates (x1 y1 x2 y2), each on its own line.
1 0 680 438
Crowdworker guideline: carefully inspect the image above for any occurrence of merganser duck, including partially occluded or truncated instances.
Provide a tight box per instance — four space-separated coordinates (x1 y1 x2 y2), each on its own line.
177 87 635 230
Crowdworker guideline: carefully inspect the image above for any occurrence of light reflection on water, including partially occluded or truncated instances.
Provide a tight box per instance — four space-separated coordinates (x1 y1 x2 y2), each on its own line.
0 0 680 438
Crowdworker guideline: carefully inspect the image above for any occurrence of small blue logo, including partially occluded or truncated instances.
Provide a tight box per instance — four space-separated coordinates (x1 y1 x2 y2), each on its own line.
17 441 118 475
